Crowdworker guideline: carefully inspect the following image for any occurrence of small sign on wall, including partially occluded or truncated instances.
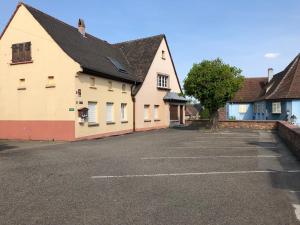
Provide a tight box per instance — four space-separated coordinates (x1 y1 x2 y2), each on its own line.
69 108 75 111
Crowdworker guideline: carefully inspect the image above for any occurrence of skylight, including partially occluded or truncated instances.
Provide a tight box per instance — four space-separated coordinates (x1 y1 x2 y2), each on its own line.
106 57 128 74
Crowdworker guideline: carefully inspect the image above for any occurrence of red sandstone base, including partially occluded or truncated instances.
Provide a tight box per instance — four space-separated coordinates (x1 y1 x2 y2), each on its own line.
0 120 75 141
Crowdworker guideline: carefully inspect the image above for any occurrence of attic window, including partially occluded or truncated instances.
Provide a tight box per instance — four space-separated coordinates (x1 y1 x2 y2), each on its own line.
162 50 166 60
12 42 32 64
106 57 128 74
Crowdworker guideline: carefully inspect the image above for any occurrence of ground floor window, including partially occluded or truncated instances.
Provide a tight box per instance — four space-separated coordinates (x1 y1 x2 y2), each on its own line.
88 102 97 123
272 102 281 114
238 104 248 113
154 105 159 120
144 105 150 121
106 102 114 122
121 103 127 121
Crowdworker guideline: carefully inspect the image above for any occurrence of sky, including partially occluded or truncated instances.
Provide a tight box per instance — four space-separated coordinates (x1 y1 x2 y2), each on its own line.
1 0 300 84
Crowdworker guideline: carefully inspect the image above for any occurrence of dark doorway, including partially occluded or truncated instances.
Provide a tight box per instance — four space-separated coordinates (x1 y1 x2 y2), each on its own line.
180 105 184 124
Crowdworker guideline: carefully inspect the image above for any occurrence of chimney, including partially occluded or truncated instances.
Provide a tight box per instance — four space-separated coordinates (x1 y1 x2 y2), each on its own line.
268 68 274 82
78 19 86 37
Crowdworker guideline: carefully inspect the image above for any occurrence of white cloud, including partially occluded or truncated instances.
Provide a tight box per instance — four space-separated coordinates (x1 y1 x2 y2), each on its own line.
264 53 280 59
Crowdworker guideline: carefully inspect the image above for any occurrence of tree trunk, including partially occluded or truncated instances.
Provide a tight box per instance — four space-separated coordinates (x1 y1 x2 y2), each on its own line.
210 111 219 131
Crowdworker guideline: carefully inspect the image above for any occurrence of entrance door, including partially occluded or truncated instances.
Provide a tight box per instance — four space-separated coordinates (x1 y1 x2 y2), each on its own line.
180 105 184 124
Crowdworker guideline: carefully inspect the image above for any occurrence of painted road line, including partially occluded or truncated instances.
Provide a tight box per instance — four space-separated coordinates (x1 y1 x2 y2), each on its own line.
171 146 278 149
91 170 300 179
293 204 300 221
141 155 281 160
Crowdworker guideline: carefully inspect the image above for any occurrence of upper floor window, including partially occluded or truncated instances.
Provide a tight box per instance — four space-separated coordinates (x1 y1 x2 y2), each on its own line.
12 42 32 64
157 74 169 89
108 81 113 91
122 84 126 93
90 77 96 87
272 102 281 114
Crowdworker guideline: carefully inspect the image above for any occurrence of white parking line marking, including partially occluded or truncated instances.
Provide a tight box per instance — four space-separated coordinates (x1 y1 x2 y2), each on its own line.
293 204 300 221
91 170 300 179
141 155 281 160
171 146 278 149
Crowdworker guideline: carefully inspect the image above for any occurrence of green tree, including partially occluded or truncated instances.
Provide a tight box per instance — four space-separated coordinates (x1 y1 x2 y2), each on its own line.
184 58 244 129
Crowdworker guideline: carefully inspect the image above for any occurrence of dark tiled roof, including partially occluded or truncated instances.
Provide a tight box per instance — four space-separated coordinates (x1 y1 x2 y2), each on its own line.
185 105 200 116
232 77 268 103
264 54 300 100
114 35 165 82
163 92 188 102
23 4 165 83
231 54 300 102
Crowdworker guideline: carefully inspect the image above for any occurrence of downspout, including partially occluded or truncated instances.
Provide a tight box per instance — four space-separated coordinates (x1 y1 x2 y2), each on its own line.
131 82 137 132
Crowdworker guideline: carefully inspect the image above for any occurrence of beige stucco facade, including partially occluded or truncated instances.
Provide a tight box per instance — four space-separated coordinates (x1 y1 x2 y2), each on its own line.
0 4 184 140
75 74 133 139
0 5 134 140
134 38 184 131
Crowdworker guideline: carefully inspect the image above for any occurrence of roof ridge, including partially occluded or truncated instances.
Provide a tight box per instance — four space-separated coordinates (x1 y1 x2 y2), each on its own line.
268 54 300 99
287 55 300 98
114 34 165 45
22 3 112 46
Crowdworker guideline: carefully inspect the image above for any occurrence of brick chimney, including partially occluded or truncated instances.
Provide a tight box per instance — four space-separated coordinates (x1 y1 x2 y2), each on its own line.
268 68 274 82
78 19 86 37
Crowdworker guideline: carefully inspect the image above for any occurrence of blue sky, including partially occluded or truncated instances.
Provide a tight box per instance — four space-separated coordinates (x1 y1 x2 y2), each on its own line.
1 0 300 84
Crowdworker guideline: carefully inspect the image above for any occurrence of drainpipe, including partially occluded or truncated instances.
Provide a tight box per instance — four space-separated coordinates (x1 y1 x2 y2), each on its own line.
131 82 137 132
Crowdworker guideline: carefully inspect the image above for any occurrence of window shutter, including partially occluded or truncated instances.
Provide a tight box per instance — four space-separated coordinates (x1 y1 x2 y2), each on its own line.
12 44 18 63
25 42 31 61
19 43 25 62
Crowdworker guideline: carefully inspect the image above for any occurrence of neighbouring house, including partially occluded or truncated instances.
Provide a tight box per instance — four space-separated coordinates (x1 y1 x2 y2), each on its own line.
185 104 201 120
226 54 300 125
0 3 186 141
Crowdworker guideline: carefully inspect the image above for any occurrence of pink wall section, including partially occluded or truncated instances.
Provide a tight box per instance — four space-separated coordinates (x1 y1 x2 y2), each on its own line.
0 120 75 141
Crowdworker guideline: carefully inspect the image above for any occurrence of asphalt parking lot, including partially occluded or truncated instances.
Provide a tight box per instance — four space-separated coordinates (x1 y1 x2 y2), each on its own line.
1 128 300 225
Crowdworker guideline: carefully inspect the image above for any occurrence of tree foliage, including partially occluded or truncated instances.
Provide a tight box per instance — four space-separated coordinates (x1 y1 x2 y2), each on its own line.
184 58 244 119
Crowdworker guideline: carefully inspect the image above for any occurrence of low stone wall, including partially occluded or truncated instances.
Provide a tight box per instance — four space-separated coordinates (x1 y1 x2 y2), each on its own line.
185 119 210 128
277 121 300 159
218 120 278 130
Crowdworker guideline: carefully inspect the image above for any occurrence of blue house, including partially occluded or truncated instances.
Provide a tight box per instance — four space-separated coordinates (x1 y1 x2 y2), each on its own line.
227 54 300 125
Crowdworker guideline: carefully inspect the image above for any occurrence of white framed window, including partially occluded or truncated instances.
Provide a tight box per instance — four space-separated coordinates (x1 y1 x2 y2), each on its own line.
106 102 114 122
272 102 281 114
144 105 150 120
157 74 168 88
154 105 159 120
88 102 97 123
238 104 248 113
121 103 127 121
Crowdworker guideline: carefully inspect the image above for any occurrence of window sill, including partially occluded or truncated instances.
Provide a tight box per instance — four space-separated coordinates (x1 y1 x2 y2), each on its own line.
144 120 151 122
17 87 26 90
89 86 97 89
10 60 33 65
154 119 161 122
122 91 127 94
272 112 281 114
46 85 56 88
108 89 114 92
88 123 99 127
161 57 166 60
121 120 128 124
157 87 171 91
106 121 115 125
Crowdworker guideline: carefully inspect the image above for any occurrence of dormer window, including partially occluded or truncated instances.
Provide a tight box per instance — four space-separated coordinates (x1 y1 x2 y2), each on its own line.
157 74 169 89
12 42 32 64
162 50 166 60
